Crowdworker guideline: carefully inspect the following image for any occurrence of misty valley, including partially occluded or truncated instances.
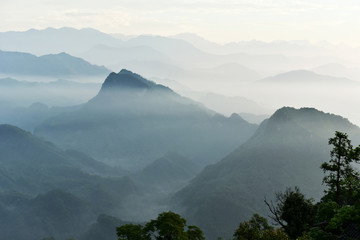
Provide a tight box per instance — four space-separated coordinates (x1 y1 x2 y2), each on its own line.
1 28 360 240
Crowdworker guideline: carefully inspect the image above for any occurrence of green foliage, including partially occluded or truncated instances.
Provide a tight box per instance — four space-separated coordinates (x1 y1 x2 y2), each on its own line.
265 187 315 239
306 227 334 240
315 201 339 223
187 226 205 240
261 228 289 240
233 214 273 240
304 131 360 238
321 131 360 205
117 211 204 240
233 214 288 240
117 224 148 240
145 211 187 240
326 205 360 232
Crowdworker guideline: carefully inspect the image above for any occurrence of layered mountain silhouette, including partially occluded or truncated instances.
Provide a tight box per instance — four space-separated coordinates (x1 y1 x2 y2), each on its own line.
0 27 331 77
173 107 360 239
0 124 138 240
0 124 132 195
35 70 257 171
0 50 109 77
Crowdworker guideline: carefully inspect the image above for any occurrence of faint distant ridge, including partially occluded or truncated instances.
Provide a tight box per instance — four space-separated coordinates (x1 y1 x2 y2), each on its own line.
0 77 100 88
0 50 110 77
100 69 172 92
0 27 123 55
258 69 357 85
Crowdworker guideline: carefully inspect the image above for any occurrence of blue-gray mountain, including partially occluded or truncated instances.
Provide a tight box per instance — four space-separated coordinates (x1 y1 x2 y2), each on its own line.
173 107 360 239
0 124 136 240
35 69 257 171
0 50 110 77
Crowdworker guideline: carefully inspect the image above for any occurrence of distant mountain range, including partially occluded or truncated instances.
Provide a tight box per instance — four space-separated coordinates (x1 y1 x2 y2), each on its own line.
35 69 257 171
0 50 110 77
173 107 360 239
0 27 122 56
0 27 339 77
2 27 358 125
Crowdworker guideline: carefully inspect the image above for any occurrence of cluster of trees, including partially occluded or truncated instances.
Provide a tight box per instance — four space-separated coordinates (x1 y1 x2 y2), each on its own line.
235 131 360 240
116 211 205 240
116 131 360 240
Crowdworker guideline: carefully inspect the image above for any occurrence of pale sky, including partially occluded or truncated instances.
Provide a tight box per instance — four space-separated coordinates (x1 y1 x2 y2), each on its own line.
1 0 360 46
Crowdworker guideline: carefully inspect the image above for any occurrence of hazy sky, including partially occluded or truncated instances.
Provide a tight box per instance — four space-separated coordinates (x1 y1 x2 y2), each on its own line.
1 0 360 45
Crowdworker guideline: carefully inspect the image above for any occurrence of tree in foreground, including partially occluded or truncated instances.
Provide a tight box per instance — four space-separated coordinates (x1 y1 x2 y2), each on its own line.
305 131 360 239
264 187 315 239
117 224 149 240
117 211 204 240
233 213 288 240
321 131 360 205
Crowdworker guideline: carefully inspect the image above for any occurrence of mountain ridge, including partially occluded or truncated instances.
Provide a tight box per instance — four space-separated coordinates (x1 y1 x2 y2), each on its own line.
173 107 360 239
0 50 110 77
258 69 357 85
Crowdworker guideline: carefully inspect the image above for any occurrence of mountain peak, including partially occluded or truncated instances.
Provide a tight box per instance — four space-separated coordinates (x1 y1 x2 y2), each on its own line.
256 107 359 141
99 69 172 92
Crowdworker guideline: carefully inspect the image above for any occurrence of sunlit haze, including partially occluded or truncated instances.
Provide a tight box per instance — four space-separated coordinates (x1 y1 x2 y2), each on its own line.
1 0 360 46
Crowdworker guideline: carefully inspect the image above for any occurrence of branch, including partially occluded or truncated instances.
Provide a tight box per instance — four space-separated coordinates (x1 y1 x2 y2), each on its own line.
264 197 286 229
